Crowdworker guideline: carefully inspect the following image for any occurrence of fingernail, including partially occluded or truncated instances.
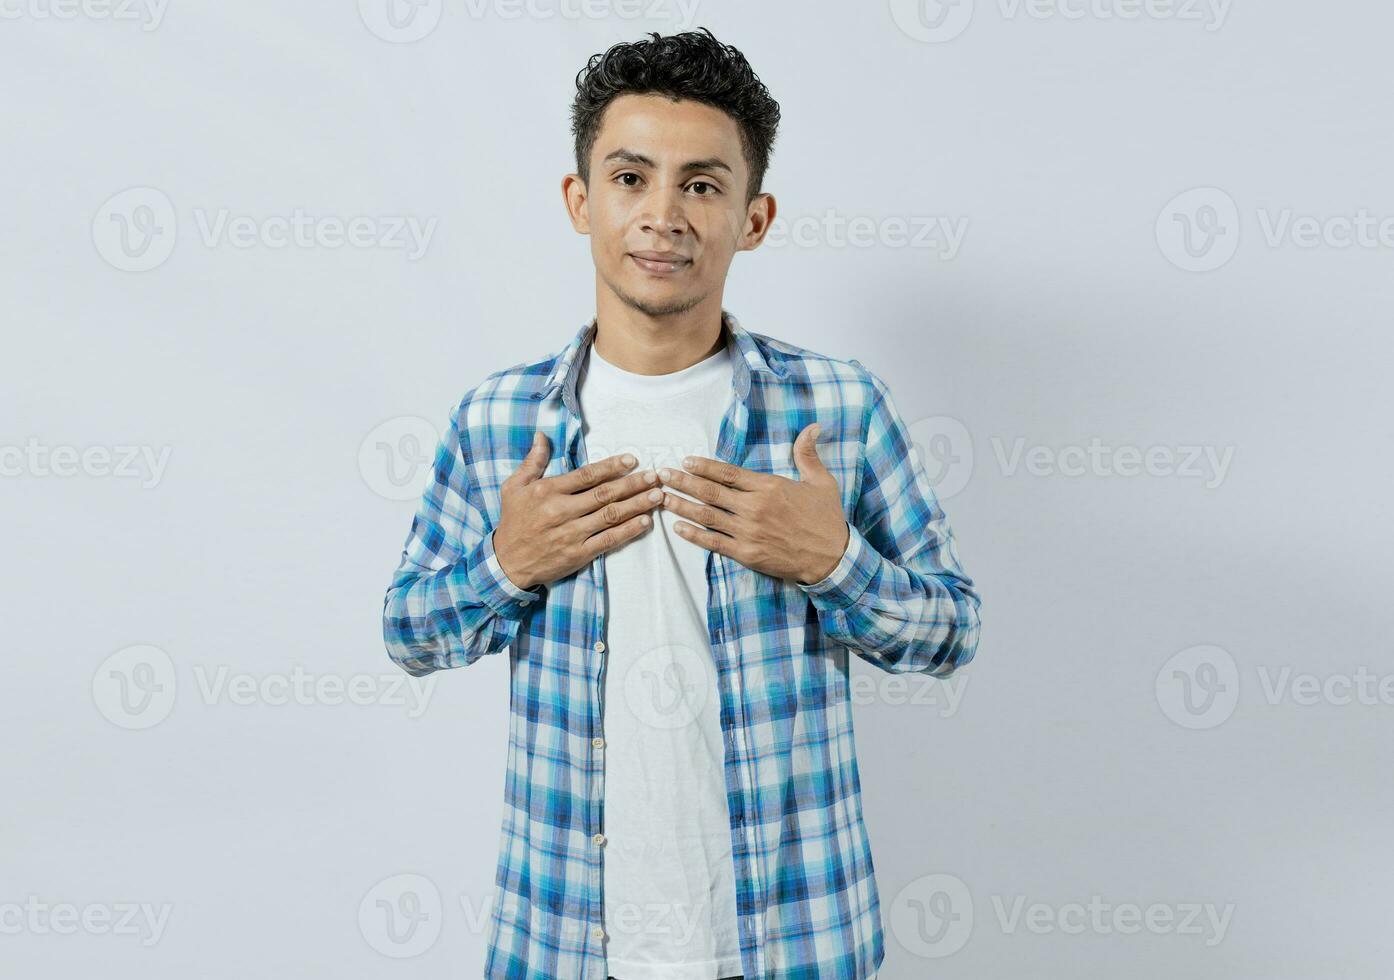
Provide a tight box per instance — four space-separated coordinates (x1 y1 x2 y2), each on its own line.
623 454 636 466
811 423 821 438
648 489 662 502
658 468 671 481
643 469 657 483
682 456 694 468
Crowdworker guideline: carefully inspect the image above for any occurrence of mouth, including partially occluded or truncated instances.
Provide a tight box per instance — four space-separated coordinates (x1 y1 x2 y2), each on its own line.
629 252 691 275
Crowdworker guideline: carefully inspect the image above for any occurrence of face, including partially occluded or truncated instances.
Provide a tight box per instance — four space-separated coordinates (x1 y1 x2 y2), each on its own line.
563 93 774 318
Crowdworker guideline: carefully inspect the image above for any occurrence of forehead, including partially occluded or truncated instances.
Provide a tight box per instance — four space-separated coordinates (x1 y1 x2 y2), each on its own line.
592 93 745 167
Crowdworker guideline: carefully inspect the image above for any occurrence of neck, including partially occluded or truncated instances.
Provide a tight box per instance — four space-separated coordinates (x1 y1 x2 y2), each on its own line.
590 292 727 376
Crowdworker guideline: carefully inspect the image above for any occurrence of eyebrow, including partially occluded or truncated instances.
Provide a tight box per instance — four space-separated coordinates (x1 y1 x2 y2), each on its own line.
600 148 733 176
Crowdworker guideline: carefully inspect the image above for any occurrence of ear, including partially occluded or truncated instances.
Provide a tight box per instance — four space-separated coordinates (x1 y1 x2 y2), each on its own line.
562 173 590 234
737 191 777 252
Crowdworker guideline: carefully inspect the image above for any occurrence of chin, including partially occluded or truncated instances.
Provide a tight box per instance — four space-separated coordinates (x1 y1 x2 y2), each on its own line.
623 287 704 318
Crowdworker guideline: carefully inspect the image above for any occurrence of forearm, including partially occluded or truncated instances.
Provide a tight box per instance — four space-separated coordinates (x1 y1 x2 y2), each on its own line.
799 520 981 676
383 528 541 676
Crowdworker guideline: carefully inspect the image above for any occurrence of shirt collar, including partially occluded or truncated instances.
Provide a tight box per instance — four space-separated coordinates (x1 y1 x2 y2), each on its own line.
532 309 784 415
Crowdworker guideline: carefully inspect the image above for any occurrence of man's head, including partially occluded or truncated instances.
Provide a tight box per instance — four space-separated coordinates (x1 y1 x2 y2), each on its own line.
563 28 781 318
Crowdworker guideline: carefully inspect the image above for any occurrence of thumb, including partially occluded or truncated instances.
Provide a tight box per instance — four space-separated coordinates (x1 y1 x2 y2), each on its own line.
512 430 551 485
793 423 827 479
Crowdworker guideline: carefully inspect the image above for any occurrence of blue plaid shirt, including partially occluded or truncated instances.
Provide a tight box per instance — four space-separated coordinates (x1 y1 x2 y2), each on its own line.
383 311 982 980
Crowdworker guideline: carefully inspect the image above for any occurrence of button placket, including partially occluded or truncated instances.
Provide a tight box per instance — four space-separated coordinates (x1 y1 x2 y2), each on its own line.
713 558 765 976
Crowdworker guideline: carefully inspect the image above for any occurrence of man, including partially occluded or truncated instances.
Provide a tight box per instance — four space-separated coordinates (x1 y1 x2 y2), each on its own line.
383 28 981 980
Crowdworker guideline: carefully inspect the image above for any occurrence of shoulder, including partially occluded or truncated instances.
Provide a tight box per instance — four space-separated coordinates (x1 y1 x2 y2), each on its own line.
749 327 886 410
449 344 560 432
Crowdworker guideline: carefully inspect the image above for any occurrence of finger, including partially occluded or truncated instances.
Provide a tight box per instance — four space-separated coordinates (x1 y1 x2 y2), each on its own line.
657 466 748 516
551 451 637 494
670 518 738 558
576 483 664 538
507 430 552 487
659 489 737 535
560 466 660 520
580 509 654 561
678 455 765 491
793 422 829 480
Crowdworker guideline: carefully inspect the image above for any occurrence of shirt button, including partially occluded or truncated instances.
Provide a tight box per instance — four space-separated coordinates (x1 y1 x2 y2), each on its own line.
592 926 605 940
592 737 605 749
593 641 606 653
592 833 606 846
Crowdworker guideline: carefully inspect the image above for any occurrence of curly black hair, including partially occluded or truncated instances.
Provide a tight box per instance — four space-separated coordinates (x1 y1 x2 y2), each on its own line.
570 28 781 205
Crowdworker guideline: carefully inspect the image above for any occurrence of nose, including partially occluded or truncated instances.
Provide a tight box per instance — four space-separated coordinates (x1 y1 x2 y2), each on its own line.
635 184 690 238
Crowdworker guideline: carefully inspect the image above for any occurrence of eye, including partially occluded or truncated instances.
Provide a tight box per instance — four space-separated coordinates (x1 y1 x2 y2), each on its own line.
614 172 642 188
688 181 720 196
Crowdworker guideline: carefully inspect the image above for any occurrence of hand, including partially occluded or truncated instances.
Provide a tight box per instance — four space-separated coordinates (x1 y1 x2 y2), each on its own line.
656 423 850 585
492 432 664 590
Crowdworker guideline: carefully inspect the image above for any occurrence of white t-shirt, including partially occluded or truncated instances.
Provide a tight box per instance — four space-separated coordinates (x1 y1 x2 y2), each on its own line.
576 338 743 980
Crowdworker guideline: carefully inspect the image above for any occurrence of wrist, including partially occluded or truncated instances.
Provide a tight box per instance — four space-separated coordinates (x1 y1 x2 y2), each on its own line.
491 530 535 591
799 521 850 585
